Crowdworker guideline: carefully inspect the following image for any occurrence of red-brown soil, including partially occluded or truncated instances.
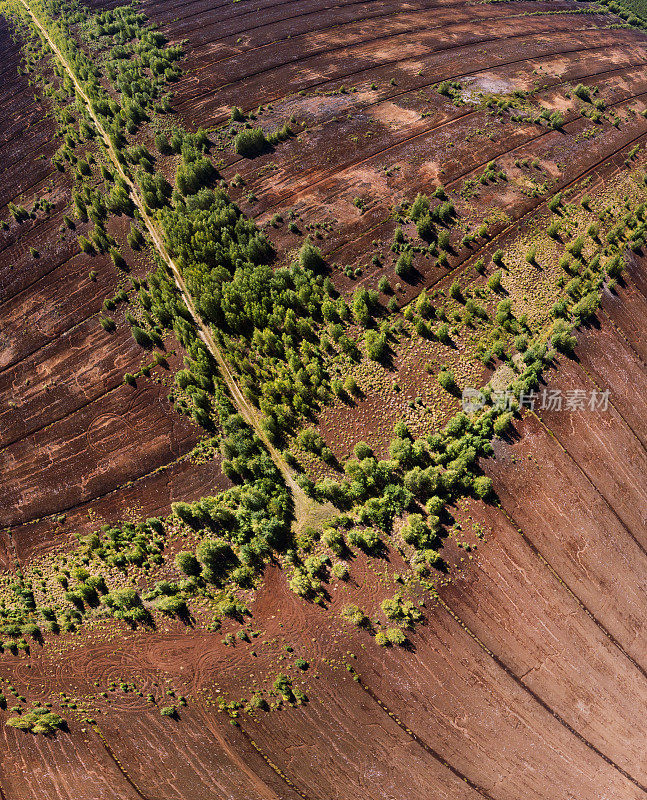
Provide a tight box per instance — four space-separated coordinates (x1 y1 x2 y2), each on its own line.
2 0 647 798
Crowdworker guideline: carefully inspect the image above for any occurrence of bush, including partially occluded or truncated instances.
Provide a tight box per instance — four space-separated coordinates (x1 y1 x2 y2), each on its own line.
341 604 368 627
131 326 152 347
549 111 564 129
331 562 349 580
493 412 513 436
416 214 435 241
386 627 406 645
78 236 94 254
572 291 600 322
551 320 577 354
437 229 450 250
175 550 201 576
547 193 562 212
401 514 438 548
322 528 346 557
409 192 429 221
156 596 187 616
267 123 293 145
438 369 457 393
574 83 591 102
127 225 144 250
473 475 493 499
354 441 373 459
395 250 413 278
299 239 325 271
7 708 64 735
568 236 584 258
289 568 316 598
435 323 451 344
172 501 201 526
426 495 444 515
449 280 462 301
365 329 387 361
606 255 624 279
234 127 267 157
99 316 116 332
487 270 502 292
110 248 126 270
196 538 236 581
344 376 359 395
155 132 172 154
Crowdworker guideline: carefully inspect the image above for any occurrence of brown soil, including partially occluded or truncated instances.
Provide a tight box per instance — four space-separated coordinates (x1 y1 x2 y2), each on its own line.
2 1 647 798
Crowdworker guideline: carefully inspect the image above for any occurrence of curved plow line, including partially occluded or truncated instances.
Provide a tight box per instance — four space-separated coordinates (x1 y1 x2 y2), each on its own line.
238 723 317 800
348 668 497 800
168 0 473 51
499 503 647 685
530 409 647 561
182 0 537 72
321 98 647 317
90 723 154 800
0 440 205 533
228 40 640 175
436 596 647 794
265 80 647 243
179 19 610 109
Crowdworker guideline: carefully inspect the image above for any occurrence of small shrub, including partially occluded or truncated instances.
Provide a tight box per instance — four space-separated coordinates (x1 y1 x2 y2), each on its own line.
331 562 349 580
234 127 267 157
99 316 116 332
487 270 502 292
386 627 406 645
299 239 325 271
131 326 152 348
437 369 457 393
473 475 493 499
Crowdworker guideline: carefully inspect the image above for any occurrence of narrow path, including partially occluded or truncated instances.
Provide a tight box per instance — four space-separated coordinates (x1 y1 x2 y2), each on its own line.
15 0 324 523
